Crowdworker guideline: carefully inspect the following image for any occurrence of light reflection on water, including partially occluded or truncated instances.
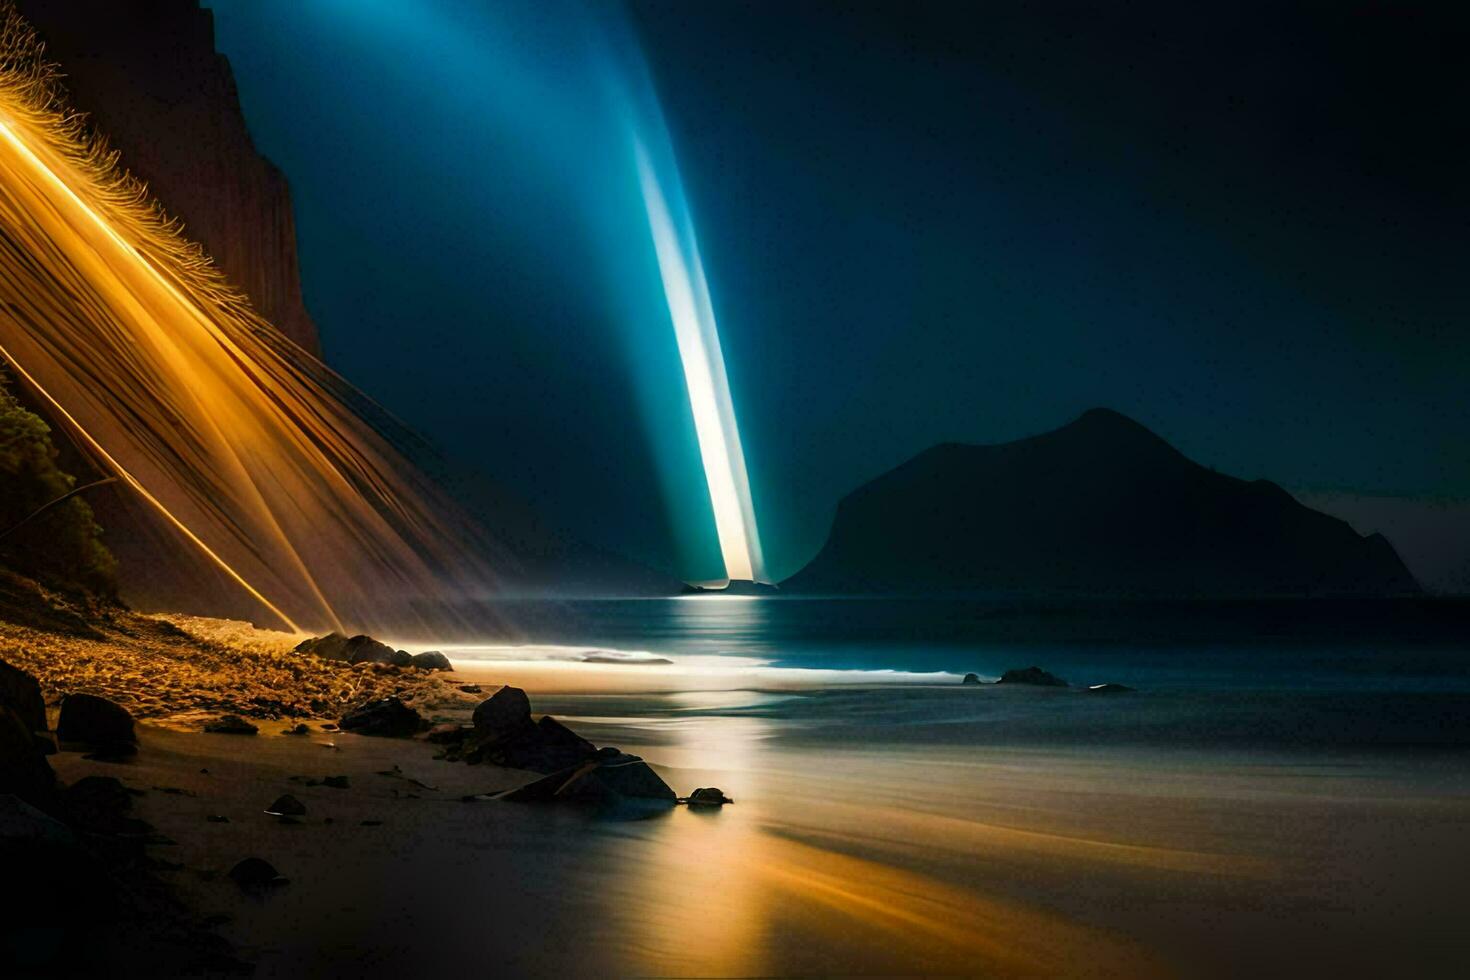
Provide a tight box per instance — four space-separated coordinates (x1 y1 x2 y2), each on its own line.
413 596 1470 974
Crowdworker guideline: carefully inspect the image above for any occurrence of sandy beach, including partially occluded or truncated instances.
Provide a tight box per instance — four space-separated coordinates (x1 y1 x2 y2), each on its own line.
22 637 1467 978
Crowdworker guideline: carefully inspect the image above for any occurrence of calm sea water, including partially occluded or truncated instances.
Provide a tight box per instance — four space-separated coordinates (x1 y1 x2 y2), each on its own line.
378 596 1470 975
426 596 1470 751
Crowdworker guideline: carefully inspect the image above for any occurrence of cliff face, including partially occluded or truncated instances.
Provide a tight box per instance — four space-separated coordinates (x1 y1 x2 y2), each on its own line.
17 0 320 353
784 409 1421 598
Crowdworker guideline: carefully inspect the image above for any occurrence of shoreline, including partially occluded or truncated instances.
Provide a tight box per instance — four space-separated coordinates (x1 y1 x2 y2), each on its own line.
6 609 1470 976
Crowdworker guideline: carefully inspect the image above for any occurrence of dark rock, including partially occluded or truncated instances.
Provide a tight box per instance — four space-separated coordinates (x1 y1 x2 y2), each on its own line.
344 636 411 667
498 753 676 806
207 815 229 823
322 775 349 790
282 723 310 735
265 794 305 817
467 715 597 774
204 715 258 735
962 672 981 685
0 792 119 961
472 686 532 736
295 633 412 666
0 657 46 734
410 651 452 671
997 666 1068 687
228 857 287 888
0 792 75 844
294 631 349 660
458 684 482 694
57 693 136 748
1086 683 1135 694
60 775 141 835
0 706 56 807
685 787 734 806
339 696 422 737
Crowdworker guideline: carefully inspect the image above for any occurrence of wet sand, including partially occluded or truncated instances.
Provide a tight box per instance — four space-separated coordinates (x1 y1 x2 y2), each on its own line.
48 662 1470 978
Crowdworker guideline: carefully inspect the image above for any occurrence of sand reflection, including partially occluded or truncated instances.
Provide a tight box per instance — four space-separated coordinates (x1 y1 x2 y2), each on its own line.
588 700 1165 977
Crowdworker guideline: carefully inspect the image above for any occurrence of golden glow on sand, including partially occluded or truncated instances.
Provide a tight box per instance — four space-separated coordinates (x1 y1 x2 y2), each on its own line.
0 10 493 630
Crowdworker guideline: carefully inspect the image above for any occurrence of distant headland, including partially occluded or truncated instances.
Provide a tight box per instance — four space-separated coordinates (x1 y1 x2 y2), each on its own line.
783 408 1420 598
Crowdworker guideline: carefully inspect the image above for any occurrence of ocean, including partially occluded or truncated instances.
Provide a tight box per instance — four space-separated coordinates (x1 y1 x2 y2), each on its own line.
341 597 1470 974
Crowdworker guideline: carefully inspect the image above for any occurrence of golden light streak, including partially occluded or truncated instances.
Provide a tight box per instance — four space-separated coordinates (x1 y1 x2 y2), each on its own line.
0 6 498 631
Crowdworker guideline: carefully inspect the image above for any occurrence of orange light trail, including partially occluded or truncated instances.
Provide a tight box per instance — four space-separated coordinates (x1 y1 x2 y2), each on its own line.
0 7 497 631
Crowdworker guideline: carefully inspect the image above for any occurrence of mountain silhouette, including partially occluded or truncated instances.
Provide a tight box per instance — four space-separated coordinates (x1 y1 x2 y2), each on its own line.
784 409 1419 597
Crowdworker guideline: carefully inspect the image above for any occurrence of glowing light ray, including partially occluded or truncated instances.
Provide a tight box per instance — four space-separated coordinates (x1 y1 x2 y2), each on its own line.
0 7 498 631
634 139 765 583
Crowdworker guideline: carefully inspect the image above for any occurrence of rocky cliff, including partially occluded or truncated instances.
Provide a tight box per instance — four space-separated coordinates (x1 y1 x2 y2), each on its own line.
784 409 1421 597
17 0 319 353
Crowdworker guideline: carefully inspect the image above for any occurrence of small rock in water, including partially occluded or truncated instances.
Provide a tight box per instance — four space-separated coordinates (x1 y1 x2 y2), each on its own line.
962 672 981 685
281 723 310 736
458 684 482 694
360 819 383 827
265 794 306 817
228 857 287 888
204 714 258 735
207 815 229 823
996 666 1069 687
685 787 734 806
498 752 677 806
323 775 350 790
1086 683 1135 694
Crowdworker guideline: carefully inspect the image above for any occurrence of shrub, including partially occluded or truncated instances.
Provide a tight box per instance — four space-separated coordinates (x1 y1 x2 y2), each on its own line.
0 376 117 595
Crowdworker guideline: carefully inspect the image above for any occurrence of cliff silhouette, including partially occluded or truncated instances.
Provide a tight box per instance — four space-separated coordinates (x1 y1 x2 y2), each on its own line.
17 0 320 353
784 409 1420 597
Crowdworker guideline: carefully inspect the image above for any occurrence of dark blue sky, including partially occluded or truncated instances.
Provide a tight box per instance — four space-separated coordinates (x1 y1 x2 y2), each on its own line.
202 1 1469 589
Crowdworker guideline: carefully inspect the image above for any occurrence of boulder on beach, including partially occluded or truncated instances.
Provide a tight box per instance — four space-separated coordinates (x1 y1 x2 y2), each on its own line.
228 857 288 888
472 686 532 737
295 632 413 667
685 787 733 806
1086 683 1135 694
0 792 74 845
467 715 597 774
0 657 46 734
265 794 306 817
56 693 137 748
962 673 981 685
411 651 452 671
204 715 258 735
0 706 55 806
293 632 349 660
498 752 677 806
60 775 142 836
339 696 423 737
996 666 1068 688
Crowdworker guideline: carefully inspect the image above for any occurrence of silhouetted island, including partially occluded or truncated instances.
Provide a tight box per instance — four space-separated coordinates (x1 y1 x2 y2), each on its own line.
783 408 1419 597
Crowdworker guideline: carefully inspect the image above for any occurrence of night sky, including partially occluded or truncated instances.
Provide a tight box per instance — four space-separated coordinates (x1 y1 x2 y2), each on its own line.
201 1 1468 590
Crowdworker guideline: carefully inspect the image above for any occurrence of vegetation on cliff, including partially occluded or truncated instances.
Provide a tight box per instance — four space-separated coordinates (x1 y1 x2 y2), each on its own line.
0 376 116 595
